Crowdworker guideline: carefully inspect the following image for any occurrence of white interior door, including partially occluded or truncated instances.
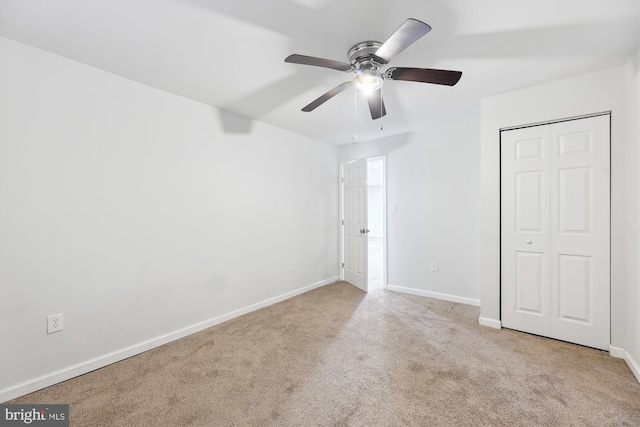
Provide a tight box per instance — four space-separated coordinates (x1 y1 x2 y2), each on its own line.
343 159 368 292
501 125 551 337
501 114 610 350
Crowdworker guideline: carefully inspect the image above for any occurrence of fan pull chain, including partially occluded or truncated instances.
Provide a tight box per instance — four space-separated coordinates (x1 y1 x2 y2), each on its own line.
380 92 384 131
352 83 359 142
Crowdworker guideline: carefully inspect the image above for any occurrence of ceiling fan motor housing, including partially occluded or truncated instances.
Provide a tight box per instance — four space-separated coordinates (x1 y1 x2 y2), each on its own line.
348 41 383 71
349 40 385 93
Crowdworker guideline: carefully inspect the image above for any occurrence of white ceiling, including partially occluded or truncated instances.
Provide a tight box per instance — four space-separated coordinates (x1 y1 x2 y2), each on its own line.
1 0 638 145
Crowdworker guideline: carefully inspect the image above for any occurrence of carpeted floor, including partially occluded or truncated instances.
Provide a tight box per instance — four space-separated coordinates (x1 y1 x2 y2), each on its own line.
9 282 640 426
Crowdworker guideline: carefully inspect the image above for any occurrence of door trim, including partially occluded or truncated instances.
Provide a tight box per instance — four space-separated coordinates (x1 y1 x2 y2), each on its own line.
500 111 611 132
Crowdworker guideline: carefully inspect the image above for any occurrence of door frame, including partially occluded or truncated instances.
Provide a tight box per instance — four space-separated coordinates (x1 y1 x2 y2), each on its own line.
498 111 612 338
340 156 388 290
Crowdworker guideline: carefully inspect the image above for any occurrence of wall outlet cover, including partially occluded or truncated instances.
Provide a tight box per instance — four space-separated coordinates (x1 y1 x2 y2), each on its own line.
47 313 64 334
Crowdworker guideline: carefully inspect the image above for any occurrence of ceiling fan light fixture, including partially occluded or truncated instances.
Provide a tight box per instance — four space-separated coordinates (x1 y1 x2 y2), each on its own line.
285 19 462 120
355 73 383 93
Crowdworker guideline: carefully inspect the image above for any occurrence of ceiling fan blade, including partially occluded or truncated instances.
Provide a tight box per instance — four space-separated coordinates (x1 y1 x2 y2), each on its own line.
367 89 387 120
373 18 432 65
302 81 353 112
285 54 354 72
385 67 462 86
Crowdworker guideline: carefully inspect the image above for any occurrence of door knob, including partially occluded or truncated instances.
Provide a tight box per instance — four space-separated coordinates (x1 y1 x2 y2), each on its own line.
525 239 532 245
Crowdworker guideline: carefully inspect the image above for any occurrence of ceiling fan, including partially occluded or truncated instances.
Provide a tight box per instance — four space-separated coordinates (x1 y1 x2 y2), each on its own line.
285 18 462 120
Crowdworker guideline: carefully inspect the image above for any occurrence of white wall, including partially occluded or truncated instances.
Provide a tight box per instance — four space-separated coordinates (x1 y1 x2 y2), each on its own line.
625 46 640 379
480 59 640 379
0 38 340 400
367 184 384 238
366 159 384 238
339 108 482 305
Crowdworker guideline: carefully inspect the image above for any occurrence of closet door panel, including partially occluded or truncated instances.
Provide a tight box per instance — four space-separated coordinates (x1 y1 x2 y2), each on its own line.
549 115 610 350
501 125 550 337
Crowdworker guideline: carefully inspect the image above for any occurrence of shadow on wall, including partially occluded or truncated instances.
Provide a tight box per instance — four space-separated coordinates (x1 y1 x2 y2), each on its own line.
217 109 253 134
339 131 413 160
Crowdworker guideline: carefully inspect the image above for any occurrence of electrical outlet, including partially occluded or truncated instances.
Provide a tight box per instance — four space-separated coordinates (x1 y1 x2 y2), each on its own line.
289 262 296 272
47 313 64 334
430 262 439 272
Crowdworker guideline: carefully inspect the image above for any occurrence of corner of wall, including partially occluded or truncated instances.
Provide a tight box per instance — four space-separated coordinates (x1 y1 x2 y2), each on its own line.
478 316 502 329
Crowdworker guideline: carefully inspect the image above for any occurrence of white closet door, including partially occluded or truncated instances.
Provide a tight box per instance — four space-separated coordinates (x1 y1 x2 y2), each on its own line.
501 125 551 337
549 115 610 350
501 115 610 350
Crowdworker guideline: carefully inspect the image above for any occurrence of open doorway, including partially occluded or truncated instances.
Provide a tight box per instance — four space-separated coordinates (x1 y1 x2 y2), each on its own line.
367 157 385 290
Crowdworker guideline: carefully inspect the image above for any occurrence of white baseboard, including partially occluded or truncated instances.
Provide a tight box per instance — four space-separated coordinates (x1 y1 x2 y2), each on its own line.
609 345 626 359
387 284 480 307
609 345 640 384
0 276 339 403
478 316 502 329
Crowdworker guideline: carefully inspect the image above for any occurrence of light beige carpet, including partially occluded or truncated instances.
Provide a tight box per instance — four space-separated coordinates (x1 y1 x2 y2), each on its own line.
9 282 640 426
